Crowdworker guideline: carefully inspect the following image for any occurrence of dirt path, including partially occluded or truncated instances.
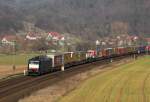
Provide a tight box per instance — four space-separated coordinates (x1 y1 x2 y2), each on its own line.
0 65 26 79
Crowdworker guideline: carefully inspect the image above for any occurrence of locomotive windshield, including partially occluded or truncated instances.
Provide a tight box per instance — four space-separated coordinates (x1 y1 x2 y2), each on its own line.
29 61 39 69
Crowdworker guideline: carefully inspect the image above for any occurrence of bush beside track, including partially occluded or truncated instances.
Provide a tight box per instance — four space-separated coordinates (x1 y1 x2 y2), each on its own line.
59 56 150 102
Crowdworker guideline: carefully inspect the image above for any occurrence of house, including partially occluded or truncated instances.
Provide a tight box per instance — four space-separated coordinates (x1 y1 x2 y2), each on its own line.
46 32 65 46
127 35 139 41
145 38 150 45
1 35 18 46
25 32 41 41
47 32 65 41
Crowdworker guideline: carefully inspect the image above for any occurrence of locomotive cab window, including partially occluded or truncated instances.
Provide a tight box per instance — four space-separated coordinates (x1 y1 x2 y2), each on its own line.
29 61 40 69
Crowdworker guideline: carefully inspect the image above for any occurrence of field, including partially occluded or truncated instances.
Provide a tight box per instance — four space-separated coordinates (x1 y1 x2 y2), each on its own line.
0 54 41 65
59 56 150 102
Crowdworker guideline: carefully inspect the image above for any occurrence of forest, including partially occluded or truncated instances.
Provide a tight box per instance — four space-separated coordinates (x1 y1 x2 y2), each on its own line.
0 0 150 40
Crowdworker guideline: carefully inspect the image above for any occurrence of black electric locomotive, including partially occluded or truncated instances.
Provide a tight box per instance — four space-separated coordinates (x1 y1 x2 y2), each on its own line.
28 55 52 75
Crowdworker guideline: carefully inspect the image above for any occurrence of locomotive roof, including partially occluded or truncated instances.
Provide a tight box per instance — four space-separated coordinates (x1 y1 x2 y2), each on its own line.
29 55 51 61
46 52 64 58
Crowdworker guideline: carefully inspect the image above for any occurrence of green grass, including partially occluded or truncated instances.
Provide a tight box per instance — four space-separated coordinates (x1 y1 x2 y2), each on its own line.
59 56 150 102
0 54 40 65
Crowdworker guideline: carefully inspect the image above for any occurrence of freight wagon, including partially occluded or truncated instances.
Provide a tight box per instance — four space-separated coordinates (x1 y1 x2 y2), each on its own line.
106 48 116 57
138 46 146 53
47 53 64 70
116 47 125 55
64 52 73 68
146 46 150 54
64 52 85 68
86 50 97 62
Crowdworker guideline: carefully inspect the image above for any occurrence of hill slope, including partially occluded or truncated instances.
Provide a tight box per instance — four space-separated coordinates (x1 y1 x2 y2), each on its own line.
0 0 150 39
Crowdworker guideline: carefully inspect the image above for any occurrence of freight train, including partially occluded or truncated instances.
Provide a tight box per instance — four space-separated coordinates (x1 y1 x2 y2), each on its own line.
27 46 149 76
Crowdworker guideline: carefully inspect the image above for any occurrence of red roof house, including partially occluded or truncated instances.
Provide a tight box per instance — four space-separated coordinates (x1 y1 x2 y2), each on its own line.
145 38 150 45
1 35 18 45
25 32 41 41
47 32 65 41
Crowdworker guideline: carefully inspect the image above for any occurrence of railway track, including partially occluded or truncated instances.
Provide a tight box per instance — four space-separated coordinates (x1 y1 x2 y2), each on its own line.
0 55 138 102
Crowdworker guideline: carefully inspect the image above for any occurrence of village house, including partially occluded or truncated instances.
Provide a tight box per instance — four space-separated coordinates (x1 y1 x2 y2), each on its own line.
25 32 41 41
1 35 18 46
47 32 65 41
116 35 139 46
46 32 65 46
145 38 150 45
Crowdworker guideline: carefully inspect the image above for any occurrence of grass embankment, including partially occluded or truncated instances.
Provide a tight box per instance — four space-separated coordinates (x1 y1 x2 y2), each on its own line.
0 54 40 65
59 56 150 102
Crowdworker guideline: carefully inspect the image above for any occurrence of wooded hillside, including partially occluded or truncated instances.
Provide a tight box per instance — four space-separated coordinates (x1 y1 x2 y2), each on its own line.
0 0 150 39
